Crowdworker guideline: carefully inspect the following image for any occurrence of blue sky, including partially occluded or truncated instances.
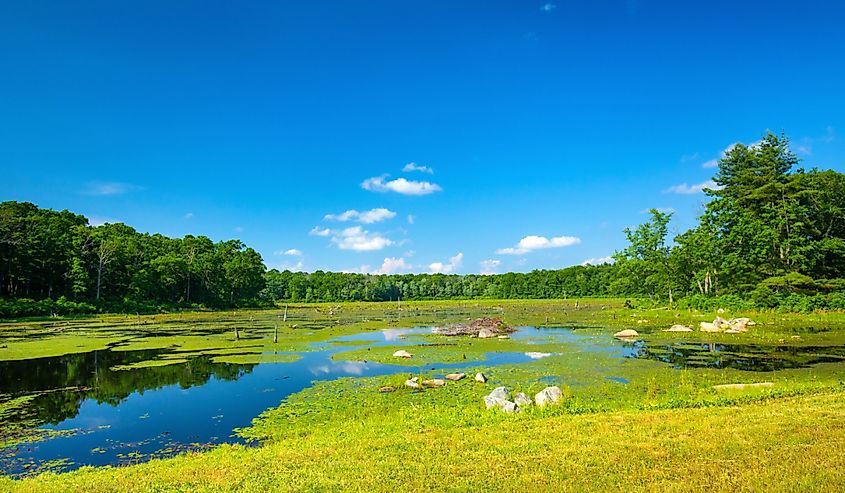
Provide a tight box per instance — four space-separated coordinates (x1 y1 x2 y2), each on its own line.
2 1 844 275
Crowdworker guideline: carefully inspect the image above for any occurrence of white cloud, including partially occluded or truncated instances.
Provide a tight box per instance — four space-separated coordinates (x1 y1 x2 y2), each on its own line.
88 216 120 227
361 175 442 196
375 257 412 274
480 259 501 275
497 235 581 255
402 162 434 174
541 2 556 11
581 256 615 266
184 212 194 219
429 253 463 274
83 182 141 196
324 208 396 224
331 226 394 252
663 180 718 195
701 159 719 169
275 248 302 256
309 226 331 237
407 214 415 225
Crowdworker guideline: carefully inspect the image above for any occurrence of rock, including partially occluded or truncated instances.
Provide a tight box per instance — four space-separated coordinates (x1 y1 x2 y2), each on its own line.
478 327 497 339
730 317 755 326
434 317 516 337
725 328 742 334
535 386 564 407
483 395 518 413
378 386 395 393
614 329 639 339
713 382 774 391
497 335 510 339
636 319 648 324
445 373 466 381
791 335 802 340
392 350 412 358
713 317 731 330
475 372 488 383
699 321 720 333
404 377 420 389
717 308 725 314
487 386 511 401
513 392 532 407
665 324 693 332
422 379 446 388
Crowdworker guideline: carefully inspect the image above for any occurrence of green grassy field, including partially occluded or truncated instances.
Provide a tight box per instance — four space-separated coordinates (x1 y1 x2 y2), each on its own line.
2 300 845 491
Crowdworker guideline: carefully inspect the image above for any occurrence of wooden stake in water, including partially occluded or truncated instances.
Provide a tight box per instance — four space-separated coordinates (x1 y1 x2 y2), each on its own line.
235 327 240 340
273 324 278 343
283 304 288 322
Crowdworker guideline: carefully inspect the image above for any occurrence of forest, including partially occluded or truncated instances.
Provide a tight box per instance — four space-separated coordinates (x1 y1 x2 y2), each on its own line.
2 132 844 317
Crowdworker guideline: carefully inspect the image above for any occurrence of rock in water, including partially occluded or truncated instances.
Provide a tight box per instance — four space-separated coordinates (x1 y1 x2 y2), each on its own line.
392 350 412 358
487 386 511 401
445 373 466 381
475 372 488 383
478 327 497 339
666 324 693 332
513 392 533 407
699 322 720 333
535 386 564 407
614 329 639 339
422 379 446 388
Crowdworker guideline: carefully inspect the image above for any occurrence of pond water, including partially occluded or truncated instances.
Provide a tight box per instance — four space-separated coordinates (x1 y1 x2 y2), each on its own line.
1 326 844 477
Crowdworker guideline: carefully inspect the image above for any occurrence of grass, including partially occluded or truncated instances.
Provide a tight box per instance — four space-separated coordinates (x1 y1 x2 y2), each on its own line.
4 392 844 492
3 299 845 491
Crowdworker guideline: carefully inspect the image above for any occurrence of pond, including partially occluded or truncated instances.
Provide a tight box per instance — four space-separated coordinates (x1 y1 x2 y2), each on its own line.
2 326 844 477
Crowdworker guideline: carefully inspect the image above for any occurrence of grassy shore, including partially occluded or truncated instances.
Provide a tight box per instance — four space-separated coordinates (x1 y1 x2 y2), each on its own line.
3 299 845 491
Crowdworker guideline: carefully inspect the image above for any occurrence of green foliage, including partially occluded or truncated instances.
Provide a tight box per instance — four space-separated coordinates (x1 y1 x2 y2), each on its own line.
0 202 265 316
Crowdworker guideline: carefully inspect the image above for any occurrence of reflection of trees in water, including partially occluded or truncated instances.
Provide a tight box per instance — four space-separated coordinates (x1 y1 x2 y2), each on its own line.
635 343 845 371
0 351 255 425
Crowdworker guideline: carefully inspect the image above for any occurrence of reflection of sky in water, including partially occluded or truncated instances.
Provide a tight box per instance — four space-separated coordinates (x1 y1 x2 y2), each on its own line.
524 352 552 360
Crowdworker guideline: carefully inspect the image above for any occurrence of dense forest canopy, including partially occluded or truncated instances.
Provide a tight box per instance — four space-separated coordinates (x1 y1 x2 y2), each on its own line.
2 132 844 317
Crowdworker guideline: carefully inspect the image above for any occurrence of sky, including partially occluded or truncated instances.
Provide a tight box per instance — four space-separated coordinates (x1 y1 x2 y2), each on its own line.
2 0 845 275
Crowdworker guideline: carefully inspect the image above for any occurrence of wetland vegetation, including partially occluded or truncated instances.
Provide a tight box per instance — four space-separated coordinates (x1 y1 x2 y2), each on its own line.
2 133 845 490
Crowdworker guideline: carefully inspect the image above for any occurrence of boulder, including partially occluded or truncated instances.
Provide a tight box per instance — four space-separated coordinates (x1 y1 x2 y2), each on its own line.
378 386 395 393
728 317 753 332
445 373 466 381
614 329 639 339
404 377 420 389
475 372 488 383
422 379 446 388
483 395 518 413
713 317 731 330
699 321 720 333
488 386 511 401
478 327 497 339
666 324 693 332
392 350 412 359
513 392 533 407
535 386 564 407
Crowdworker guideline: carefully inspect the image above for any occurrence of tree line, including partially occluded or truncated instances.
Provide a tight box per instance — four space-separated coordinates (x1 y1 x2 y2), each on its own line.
2 131 844 317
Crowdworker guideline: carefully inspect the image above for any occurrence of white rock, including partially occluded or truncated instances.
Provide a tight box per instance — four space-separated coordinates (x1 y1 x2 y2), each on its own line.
614 329 639 339
699 322 720 333
445 373 466 381
513 392 533 407
422 379 446 388
475 372 488 383
665 324 693 332
405 378 420 389
478 327 497 339
535 386 564 407
483 395 518 413
487 386 511 401
392 350 412 358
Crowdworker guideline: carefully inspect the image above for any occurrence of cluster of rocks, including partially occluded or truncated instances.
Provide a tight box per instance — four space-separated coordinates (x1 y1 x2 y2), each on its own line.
614 329 639 339
433 317 515 339
401 372 488 390
698 317 756 333
483 385 564 413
